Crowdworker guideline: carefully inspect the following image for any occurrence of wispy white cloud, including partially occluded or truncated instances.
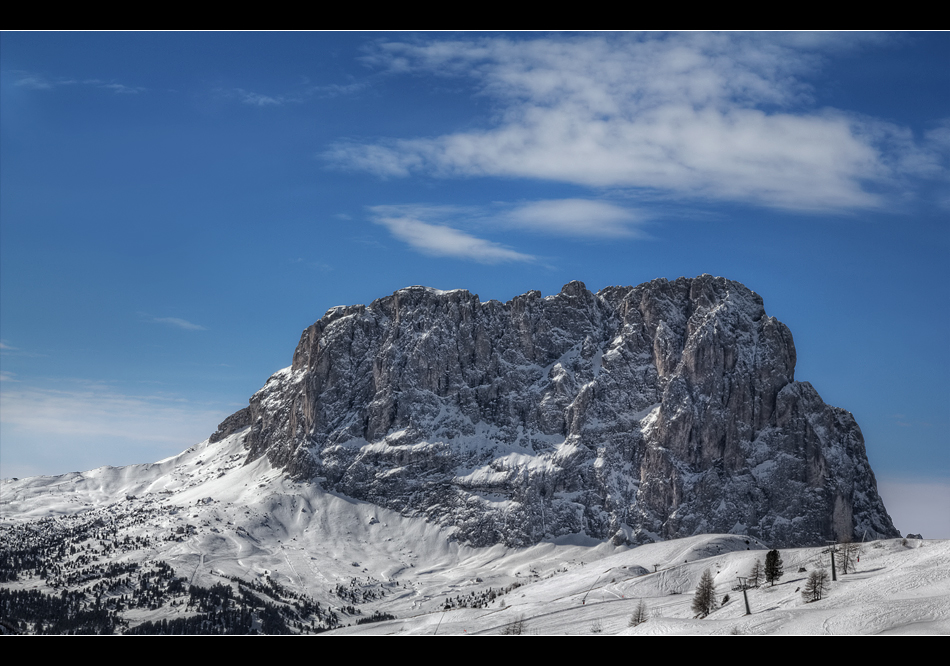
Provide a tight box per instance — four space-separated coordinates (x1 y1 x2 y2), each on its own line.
925 119 950 153
0 382 228 477
507 199 646 238
90 81 146 94
14 72 144 94
14 74 60 90
920 119 950 178
310 82 367 98
0 341 45 358
0 384 220 443
368 199 648 261
221 80 367 107
327 141 423 177
144 316 206 331
370 206 535 264
289 257 333 272
329 34 942 213
230 88 291 106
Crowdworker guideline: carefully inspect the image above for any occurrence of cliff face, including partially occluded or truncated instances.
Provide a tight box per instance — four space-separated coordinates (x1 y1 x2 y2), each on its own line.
212 275 898 547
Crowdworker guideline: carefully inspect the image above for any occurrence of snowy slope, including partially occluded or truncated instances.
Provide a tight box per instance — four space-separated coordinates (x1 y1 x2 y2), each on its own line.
1 433 945 634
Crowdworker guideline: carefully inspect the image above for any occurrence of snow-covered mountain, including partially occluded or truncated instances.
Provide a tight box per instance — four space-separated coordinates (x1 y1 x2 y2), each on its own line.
2 274 920 635
212 275 897 548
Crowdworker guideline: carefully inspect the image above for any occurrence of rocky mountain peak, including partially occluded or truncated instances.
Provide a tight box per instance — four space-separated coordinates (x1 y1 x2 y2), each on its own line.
211 275 897 548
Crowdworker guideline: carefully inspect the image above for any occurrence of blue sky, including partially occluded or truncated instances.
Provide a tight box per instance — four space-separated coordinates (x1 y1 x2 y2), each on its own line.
2 32 948 537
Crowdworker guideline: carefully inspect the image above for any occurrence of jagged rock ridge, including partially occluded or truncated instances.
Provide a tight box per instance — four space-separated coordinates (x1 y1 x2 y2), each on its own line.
212 275 898 548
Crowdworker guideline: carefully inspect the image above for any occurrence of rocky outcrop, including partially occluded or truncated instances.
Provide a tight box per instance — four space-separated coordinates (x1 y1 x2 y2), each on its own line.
220 275 898 548
209 407 251 443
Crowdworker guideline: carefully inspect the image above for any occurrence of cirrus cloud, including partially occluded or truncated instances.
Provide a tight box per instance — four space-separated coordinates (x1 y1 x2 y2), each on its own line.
143 315 206 331
328 33 942 213
507 199 646 238
0 381 228 478
370 205 535 263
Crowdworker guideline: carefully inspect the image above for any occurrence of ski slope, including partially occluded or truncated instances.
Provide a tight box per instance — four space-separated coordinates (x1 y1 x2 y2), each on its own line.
2 432 947 635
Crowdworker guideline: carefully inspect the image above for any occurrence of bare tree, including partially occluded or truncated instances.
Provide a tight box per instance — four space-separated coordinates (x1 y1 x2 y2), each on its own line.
500 614 527 635
628 599 648 627
748 558 763 588
692 569 717 618
839 538 860 574
802 568 829 602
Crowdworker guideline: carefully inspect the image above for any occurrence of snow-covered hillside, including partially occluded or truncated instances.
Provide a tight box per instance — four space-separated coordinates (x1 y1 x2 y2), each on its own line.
1 431 946 634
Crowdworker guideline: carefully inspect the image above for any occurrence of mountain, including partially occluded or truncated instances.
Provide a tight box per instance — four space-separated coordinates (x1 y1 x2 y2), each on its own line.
209 274 898 548
0 275 923 635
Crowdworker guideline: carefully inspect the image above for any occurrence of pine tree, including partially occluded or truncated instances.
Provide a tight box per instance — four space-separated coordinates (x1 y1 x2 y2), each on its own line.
691 569 716 618
765 549 784 586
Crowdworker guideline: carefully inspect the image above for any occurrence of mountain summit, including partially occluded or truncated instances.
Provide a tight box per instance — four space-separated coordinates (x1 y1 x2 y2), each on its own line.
211 275 898 548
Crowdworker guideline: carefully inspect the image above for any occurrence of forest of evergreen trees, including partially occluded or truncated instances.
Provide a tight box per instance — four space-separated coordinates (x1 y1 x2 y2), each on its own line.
0 504 351 634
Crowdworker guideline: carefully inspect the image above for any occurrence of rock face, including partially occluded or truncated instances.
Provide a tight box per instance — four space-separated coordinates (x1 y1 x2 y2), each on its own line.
212 275 898 548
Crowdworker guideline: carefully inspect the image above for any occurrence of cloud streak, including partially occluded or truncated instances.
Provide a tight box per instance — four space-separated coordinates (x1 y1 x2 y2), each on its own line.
0 383 227 477
145 316 206 331
222 81 368 107
230 88 291 106
329 34 941 212
507 199 646 238
368 199 650 262
370 206 535 263
0 384 220 443
14 73 145 94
